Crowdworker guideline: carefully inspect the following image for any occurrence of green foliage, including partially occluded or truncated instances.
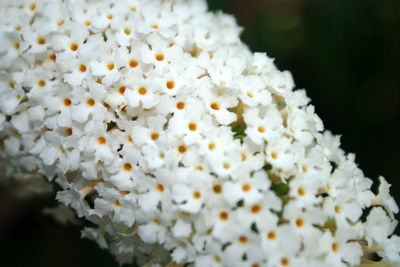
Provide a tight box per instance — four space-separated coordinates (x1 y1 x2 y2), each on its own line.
263 163 273 171
270 182 289 197
231 121 247 141
104 232 114 248
107 121 117 131
117 224 130 234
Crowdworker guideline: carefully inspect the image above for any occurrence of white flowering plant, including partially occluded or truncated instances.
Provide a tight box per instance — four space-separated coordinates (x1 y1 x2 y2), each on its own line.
0 0 399 266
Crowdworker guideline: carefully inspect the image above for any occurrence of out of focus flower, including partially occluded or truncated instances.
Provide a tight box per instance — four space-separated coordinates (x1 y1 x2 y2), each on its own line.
0 0 398 266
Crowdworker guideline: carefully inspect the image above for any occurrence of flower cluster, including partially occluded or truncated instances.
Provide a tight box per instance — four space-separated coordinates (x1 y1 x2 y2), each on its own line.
0 0 399 266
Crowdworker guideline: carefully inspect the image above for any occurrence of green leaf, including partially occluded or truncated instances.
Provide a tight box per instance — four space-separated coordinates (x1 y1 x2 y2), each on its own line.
106 121 117 131
104 232 114 247
250 222 259 233
236 199 244 207
221 242 231 251
277 99 286 110
263 163 273 171
231 121 247 141
270 182 289 197
117 224 130 234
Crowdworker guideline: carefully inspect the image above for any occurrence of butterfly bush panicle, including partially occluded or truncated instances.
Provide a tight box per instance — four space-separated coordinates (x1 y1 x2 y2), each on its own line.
0 0 399 266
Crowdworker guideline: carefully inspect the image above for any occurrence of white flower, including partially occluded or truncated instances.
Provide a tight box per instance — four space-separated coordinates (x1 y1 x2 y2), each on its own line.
10 110 30 133
0 0 398 266
125 74 161 109
378 235 400 263
43 205 79 226
137 1 177 38
137 219 168 245
319 227 363 267
236 75 272 107
364 207 397 245
245 106 283 144
372 176 400 217
93 183 136 227
0 31 29 67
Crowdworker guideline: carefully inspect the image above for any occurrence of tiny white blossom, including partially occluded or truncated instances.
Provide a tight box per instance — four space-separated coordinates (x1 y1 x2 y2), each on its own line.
0 1 398 266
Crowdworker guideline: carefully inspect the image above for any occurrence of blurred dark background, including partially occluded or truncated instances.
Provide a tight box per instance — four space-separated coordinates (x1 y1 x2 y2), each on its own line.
1 0 399 266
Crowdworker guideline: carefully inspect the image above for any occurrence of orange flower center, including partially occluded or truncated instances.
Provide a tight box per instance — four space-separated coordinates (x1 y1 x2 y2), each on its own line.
213 185 222 194
238 236 248 244
37 80 46 87
123 163 132 171
86 98 95 106
151 132 159 141
138 87 147 95
156 184 164 193
37 37 46 45
70 43 78 51
242 183 251 192
178 145 187 154
251 204 261 213
176 101 185 109
155 53 164 61
210 102 220 110
97 136 106 144
188 123 197 131
267 231 276 240
107 63 115 70
166 80 175 89
219 212 229 220
129 60 138 68
63 98 72 106
193 191 201 199
118 86 126 95
79 64 87 72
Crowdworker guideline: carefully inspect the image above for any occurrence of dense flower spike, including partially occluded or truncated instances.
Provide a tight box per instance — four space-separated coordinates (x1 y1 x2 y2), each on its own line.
0 1 399 266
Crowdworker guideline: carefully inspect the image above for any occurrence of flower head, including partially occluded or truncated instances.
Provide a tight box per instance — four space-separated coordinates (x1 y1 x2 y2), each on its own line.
0 0 398 266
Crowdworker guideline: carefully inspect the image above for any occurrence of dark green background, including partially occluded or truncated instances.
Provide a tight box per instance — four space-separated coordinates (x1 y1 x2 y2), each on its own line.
1 0 399 266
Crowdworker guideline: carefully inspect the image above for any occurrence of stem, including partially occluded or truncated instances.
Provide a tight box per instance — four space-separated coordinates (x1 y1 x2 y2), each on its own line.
165 262 184 267
357 259 394 267
79 179 102 197
362 244 381 254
